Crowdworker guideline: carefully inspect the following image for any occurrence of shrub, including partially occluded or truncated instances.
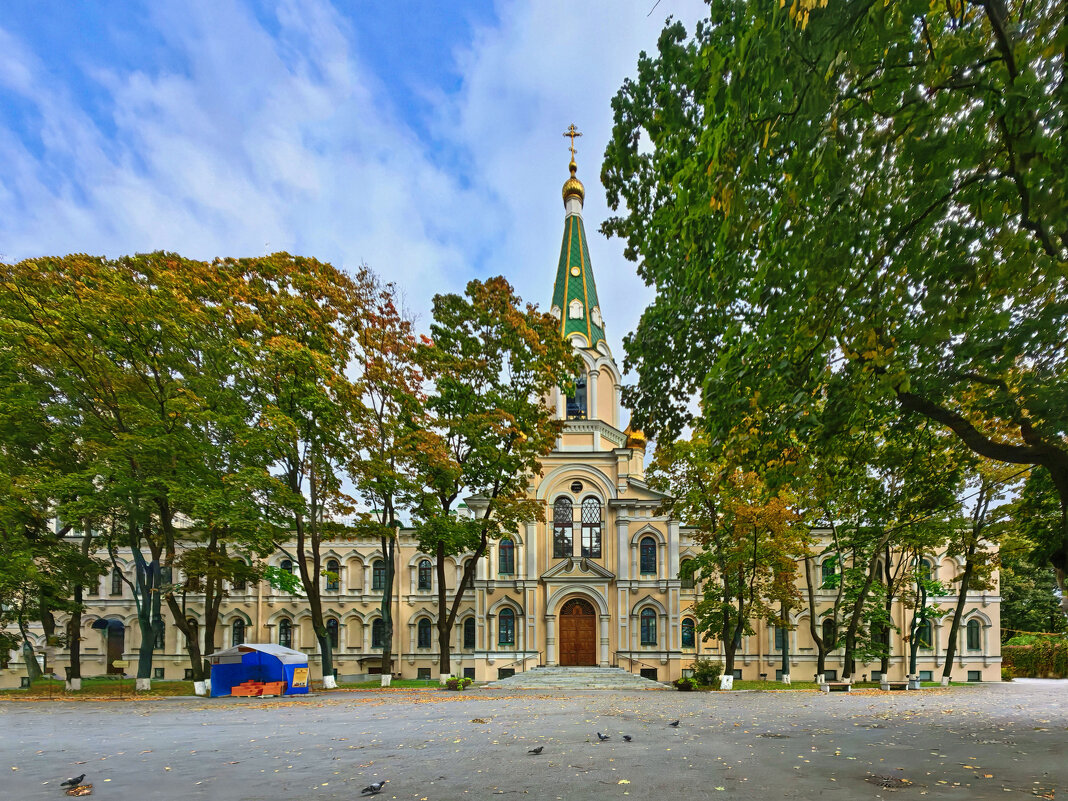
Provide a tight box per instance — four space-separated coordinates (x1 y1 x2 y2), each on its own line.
1002 635 1068 678
690 659 723 687
674 677 699 691
1001 667 1014 682
445 677 473 691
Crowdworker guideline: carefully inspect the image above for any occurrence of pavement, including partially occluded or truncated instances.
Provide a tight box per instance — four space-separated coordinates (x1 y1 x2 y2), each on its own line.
2 678 1064 800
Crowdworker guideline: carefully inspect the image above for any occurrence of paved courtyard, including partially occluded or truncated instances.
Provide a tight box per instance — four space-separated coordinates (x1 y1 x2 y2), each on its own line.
2 679 1064 800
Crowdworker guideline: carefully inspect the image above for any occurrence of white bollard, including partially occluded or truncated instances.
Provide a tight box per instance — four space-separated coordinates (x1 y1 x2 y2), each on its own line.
719 674 734 690
193 680 207 696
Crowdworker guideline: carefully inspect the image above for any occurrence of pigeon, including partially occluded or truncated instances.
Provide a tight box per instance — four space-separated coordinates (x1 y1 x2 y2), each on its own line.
528 746 544 755
596 732 610 741
361 780 386 795
669 720 680 728
622 735 632 742
61 775 86 788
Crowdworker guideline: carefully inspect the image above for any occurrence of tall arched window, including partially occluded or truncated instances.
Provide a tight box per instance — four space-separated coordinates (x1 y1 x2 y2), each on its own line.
154 626 165 650
280 558 293 575
680 559 696 589
498 539 515 575
278 618 292 648
821 558 837 587
463 617 476 650
372 560 386 591
185 618 199 647
566 373 587 420
640 608 657 645
774 626 786 651
232 619 245 646
966 619 981 650
918 559 933 582
371 618 384 648
681 617 695 648
326 559 340 592
553 497 573 558
917 620 932 649
498 608 515 646
326 618 339 649
639 537 657 575
581 497 602 558
417 559 432 590
822 617 837 647
417 618 432 649
111 567 123 596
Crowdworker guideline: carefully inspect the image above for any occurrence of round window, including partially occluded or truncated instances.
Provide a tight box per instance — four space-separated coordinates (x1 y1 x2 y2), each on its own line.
570 481 583 493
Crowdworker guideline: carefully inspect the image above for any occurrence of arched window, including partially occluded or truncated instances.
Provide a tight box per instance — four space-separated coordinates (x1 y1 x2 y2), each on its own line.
581 497 602 558
498 539 515 575
111 567 123 596
566 373 587 420
553 497 573 558
463 617 476 650
966 619 981 650
640 608 657 645
417 618 432 649
326 618 339 649
326 559 340 592
278 618 292 648
232 619 245 646
774 626 786 651
917 619 932 649
371 618 384 648
918 559 933 582
185 618 199 646
681 617 695 648
680 559 696 589
280 558 293 575
639 537 657 575
498 608 516 646
154 626 165 650
372 560 386 591
821 617 837 647
418 559 433 590
821 558 837 588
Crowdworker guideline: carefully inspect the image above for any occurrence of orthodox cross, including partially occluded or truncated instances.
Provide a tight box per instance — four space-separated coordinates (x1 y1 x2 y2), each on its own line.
563 124 582 160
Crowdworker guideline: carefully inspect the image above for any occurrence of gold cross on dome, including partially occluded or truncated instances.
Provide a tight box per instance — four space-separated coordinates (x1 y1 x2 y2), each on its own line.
563 124 582 160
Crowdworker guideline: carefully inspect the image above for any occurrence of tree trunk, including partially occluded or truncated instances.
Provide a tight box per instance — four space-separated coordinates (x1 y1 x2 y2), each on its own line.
66 526 95 687
908 580 928 677
436 542 451 676
379 534 396 683
841 531 892 680
942 554 974 683
803 554 827 681
294 463 335 688
780 601 790 684
126 524 164 691
880 545 893 676
439 521 492 677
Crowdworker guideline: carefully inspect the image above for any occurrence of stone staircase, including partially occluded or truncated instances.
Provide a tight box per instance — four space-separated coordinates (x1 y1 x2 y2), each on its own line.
482 666 670 691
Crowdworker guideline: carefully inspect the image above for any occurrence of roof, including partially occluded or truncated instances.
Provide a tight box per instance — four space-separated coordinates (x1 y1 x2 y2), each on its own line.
550 161 606 350
210 643 308 665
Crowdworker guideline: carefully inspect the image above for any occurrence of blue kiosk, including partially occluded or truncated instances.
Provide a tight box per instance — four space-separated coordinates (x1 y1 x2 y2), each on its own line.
209 643 310 697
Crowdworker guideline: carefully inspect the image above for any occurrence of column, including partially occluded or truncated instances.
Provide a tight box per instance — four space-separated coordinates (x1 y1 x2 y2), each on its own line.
363 562 371 593
486 615 495 653
525 523 538 578
556 388 565 420
362 622 370 652
589 369 599 426
668 521 680 579
599 615 610 667
616 520 629 580
546 615 557 666
613 384 621 429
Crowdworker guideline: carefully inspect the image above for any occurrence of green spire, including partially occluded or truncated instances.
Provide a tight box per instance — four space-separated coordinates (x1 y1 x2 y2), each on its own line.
551 151 605 349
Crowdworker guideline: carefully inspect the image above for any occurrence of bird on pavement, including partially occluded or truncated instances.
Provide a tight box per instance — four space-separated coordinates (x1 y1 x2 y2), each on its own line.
528 746 544 755
361 780 387 795
596 732 610 741
622 735 632 742
669 720 680 728
61 775 86 788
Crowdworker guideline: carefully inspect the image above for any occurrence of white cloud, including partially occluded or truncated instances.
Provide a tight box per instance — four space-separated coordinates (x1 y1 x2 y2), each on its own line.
0 0 709 381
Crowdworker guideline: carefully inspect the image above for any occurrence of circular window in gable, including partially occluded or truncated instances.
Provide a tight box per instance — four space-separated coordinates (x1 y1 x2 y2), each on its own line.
570 481 583 493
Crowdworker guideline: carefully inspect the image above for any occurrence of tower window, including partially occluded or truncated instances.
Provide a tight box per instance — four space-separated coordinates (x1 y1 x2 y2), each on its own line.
640 608 657 646
566 374 587 420
498 608 516 646
580 498 602 558
498 539 515 575
553 497 573 558
639 537 657 575
417 618 432 649
418 559 432 590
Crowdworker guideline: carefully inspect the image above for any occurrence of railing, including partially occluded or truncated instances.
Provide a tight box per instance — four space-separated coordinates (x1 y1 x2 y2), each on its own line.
612 650 663 676
494 652 541 677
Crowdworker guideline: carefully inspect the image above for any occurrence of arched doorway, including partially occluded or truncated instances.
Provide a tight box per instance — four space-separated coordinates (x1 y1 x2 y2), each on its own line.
92 619 126 674
558 597 596 666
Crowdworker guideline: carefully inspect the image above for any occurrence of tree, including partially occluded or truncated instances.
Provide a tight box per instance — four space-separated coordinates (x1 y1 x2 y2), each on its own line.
602 0 1068 600
649 437 806 687
347 270 425 684
413 277 576 677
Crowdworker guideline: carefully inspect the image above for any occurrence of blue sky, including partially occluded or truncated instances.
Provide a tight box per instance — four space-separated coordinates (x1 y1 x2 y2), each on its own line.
0 0 708 376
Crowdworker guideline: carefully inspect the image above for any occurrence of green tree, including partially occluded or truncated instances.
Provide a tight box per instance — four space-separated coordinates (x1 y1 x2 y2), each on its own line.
413 277 576 676
602 0 1068 595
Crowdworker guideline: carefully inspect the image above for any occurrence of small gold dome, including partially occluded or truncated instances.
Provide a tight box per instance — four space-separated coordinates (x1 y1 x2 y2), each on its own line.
562 159 585 204
624 425 647 450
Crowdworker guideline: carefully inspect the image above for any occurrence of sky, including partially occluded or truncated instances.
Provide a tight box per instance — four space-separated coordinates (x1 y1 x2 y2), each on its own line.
0 0 709 383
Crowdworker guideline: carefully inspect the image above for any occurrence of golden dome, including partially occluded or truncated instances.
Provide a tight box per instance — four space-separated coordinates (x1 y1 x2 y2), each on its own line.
624 425 647 450
562 159 585 204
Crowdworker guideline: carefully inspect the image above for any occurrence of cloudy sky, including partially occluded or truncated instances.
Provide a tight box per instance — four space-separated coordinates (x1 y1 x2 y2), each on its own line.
0 0 708 373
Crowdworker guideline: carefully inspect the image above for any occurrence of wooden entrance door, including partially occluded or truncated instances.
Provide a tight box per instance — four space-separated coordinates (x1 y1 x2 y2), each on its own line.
106 623 125 674
559 598 597 666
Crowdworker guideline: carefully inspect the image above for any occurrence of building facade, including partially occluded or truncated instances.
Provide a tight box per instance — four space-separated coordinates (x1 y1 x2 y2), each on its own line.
1 151 1002 688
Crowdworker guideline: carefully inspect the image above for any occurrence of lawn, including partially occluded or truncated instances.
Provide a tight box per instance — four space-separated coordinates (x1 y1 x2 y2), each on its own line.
0 676 195 698
334 678 446 690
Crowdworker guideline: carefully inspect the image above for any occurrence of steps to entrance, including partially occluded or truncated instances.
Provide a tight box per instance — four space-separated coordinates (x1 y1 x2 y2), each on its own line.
482 666 670 691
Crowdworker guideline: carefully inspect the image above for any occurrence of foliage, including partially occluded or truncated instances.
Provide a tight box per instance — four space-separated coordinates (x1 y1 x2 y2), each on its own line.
444 676 473 691
690 658 724 687
1001 636 1068 678
674 676 699 691
1001 667 1014 682
602 0 1068 587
